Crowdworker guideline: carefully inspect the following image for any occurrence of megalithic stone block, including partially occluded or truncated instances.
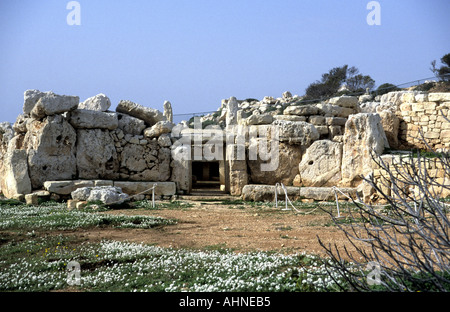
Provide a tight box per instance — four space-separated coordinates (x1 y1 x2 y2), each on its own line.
0 149 32 198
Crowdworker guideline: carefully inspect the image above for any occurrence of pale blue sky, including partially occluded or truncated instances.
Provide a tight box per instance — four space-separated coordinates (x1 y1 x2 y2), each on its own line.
1 0 449 123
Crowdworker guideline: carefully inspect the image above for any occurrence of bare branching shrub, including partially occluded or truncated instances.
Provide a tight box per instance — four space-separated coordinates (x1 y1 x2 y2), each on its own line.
319 132 450 291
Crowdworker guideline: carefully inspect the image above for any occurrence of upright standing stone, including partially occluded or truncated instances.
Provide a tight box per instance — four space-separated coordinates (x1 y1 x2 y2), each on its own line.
226 97 239 128
298 140 343 187
170 144 191 193
0 149 32 198
227 144 248 196
379 110 399 149
23 115 77 189
341 113 389 186
163 101 173 123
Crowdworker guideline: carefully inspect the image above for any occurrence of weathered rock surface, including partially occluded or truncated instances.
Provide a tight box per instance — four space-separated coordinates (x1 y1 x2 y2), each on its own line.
359 101 380 113
272 120 319 145
283 105 318 116
170 145 191 193
121 144 149 172
328 95 358 108
226 97 239 127
69 109 118 130
120 140 171 182
23 90 46 115
242 184 357 202
428 93 450 102
0 150 32 198
247 141 302 185
341 113 389 186
116 100 165 126
378 110 399 149
158 133 172 147
76 129 119 180
273 115 306 122
23 115 77 189
144 121 174 138
12 114 30 134
0 122 14 145
44 180 99 195
114 181 176 196
316 103 355 118
245 113 273 125
78 94 111 111
117 113 146 135
163 101 173 123
300 187 357 201
242 184 300 202
298 140 343 187
71 186 129 205
29 91 79 120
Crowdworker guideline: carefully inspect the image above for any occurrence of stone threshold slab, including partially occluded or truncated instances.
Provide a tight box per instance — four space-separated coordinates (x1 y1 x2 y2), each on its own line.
43 180 176 196
241 184 358 202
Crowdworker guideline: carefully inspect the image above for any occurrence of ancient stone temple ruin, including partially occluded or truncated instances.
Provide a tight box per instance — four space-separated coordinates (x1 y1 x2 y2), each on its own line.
1 89 449 205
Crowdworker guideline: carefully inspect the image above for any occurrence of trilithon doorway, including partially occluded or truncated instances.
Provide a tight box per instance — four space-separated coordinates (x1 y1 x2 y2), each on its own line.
191 161 221 194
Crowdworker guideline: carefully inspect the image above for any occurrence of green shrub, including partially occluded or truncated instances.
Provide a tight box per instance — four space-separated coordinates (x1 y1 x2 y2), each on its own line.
375 83 399 95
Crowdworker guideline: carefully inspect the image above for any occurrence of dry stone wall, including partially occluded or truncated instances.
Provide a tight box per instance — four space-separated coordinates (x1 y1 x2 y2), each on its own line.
366 153 450 204
227 90 450 201
0 90 176 200
398 92 450 151
1 88 450 203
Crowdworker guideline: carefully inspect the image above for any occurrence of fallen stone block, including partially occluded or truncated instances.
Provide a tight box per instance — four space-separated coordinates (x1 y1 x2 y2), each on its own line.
67 199 80 210
78 94 111 112
116 100 165 126
25 193 39 206
71 186 129 205
29 91 79 120
144 120 174 138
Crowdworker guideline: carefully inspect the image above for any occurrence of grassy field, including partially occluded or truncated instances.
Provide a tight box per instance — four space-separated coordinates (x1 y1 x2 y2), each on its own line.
0 199 350 292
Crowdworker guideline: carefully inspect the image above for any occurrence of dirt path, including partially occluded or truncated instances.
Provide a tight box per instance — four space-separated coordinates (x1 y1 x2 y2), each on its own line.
72 200 363 257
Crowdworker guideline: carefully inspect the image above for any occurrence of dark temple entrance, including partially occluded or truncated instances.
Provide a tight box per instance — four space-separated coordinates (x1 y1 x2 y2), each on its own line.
192 161 221 192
